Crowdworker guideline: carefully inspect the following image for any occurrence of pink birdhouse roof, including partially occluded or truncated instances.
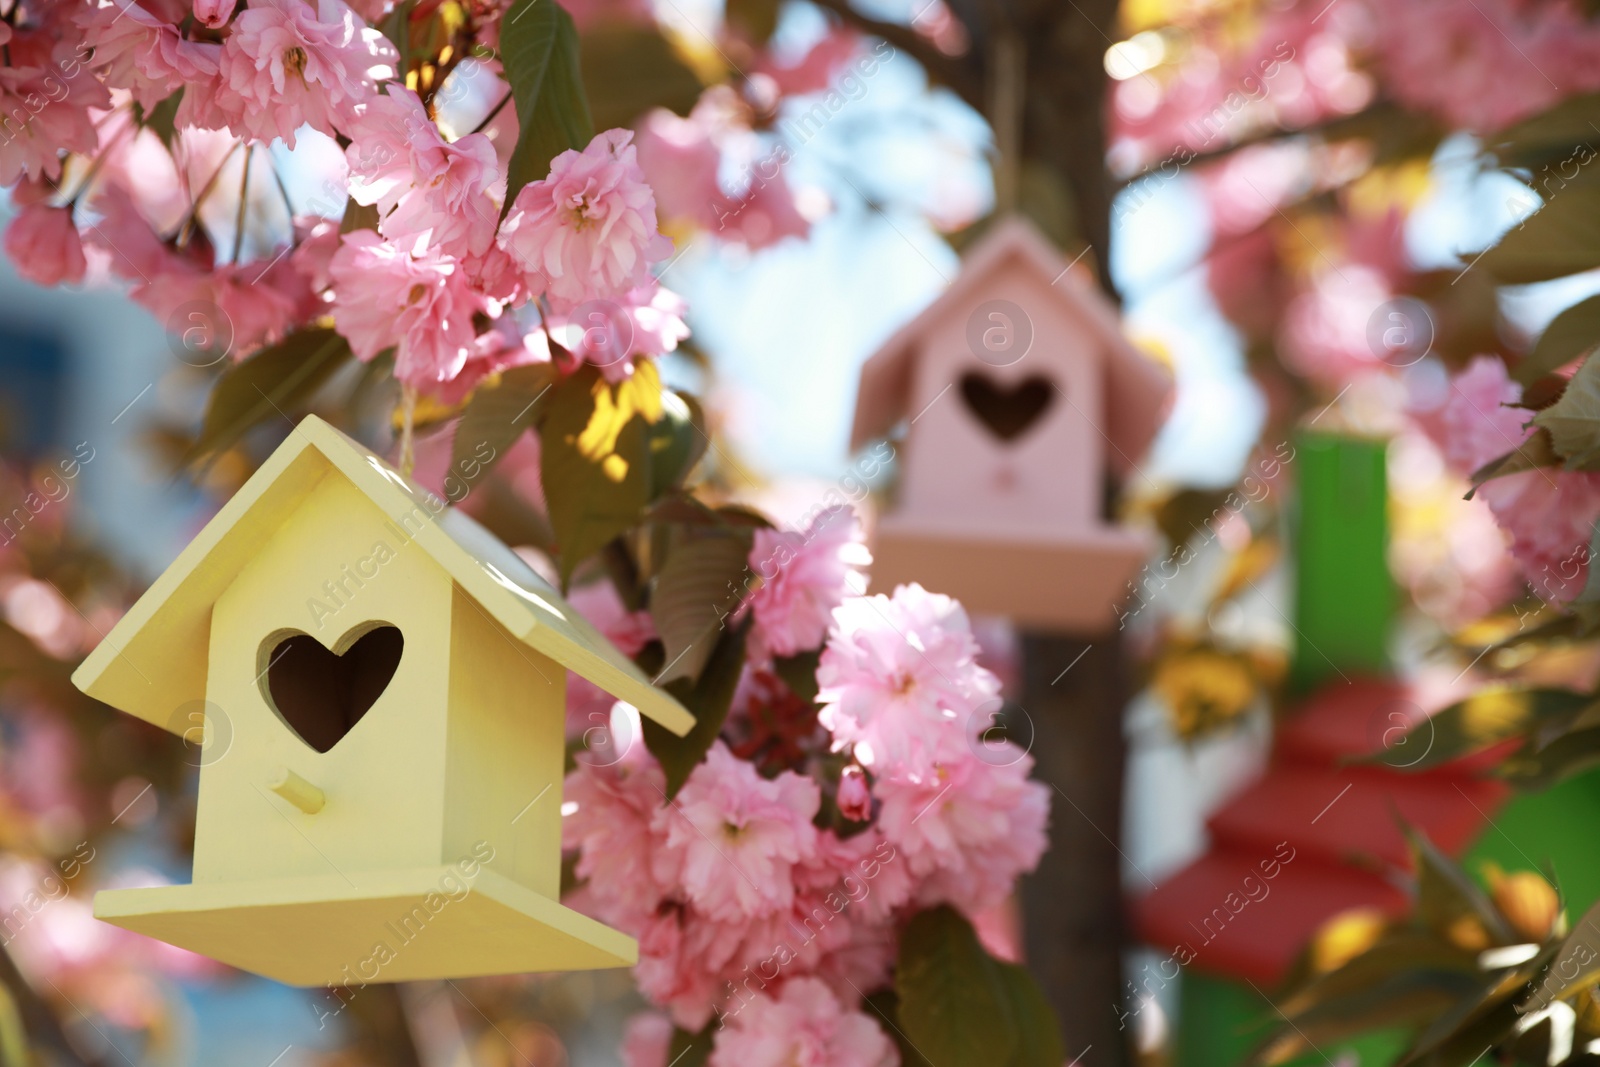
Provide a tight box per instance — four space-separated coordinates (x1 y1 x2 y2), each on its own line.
849 216 1173 476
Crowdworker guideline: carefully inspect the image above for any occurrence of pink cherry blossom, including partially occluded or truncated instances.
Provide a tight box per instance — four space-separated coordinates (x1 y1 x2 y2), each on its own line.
752 28 861 97
195 0 233 26
621 1012 673 1067
1411 356 1600 604
79 0 223 110
568 580 658 658
214 0 397 147
1480 469 1600 604
80 186 174 284
1433 355 1531 476
543 283 689 382
563 750 672 926
1277 265 1392 388
743 506 870 661
816 583 1002 768
5 204 85 287
807 827 912 927
328 230 483 391
630 894 789 1030
345 88 502 258
635 108 723 229
565 579 660 738
197 265 302 355
1373 0 1600 132
0 39 110 185
657 742 820 922
836 765 872 823
874 747 1049 916
709 977 898 1067
622 284 691 358
498 128 673 310
716 169 810 250
635 107 809 249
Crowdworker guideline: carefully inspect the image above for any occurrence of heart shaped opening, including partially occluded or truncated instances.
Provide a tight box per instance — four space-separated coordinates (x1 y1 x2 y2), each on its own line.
261 624 404 753
959 372 1055 443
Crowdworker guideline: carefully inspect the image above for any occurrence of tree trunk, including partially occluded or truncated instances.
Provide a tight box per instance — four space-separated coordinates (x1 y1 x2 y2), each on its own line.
1018 632 1130 1067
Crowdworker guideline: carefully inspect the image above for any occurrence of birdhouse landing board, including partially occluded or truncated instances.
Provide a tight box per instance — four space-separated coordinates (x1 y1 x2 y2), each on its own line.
851 218 1173 632
72 416 694 986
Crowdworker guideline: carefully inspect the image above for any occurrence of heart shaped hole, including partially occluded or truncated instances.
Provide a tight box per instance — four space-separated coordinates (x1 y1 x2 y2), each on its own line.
261 625 404 753
959 372 1055 443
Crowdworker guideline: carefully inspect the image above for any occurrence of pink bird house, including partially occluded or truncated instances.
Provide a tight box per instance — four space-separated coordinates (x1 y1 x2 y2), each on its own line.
850 217 1172 632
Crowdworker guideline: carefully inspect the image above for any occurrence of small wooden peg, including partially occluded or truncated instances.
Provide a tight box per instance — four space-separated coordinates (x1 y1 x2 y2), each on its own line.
269 767 325 814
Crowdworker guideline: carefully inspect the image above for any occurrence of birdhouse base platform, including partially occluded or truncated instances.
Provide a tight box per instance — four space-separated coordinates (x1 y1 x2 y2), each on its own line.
869 516 1153 633
94 865 637 986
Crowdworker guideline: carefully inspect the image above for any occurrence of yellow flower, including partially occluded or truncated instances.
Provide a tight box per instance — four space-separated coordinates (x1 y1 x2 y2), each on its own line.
1153 647 1259 740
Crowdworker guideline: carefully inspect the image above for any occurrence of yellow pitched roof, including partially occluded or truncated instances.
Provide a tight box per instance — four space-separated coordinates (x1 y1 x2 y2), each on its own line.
72 415 695 737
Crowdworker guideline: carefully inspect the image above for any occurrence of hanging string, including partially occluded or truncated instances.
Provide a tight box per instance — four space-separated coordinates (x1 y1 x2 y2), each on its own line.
990 29 1025 216
399 384 417 478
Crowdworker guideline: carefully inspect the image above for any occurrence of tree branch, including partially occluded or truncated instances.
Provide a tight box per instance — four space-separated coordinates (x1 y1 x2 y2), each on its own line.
806 0 983 108
0 942 107 1067
1111 99 1433 191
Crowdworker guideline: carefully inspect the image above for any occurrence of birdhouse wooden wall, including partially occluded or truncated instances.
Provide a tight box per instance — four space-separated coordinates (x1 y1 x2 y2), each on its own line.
897 258 1106 535
77 417 699 985
195 468 563 898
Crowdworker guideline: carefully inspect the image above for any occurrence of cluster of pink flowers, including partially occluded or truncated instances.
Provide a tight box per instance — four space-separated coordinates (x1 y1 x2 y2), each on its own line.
563 513 1048 1062
1111 0 1600 171
0 0 889 401
328 107 686 394
741 506 872 661
1372 0 1600 131
1107 0 1372 176
0 0 699 398
1415 356 1600 603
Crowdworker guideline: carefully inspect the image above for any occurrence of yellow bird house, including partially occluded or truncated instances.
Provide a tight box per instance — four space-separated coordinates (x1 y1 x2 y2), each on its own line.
71 416 695 986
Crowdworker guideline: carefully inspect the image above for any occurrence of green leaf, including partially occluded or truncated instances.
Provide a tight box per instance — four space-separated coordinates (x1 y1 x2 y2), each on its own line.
1490 92 1600 171
1399 962 1537 1067
1371 686 1592 772
472 477 558 555
642 620 749 797
995 962 1066 1067
580 26 703 131
650 528 751 686
864 990 936 1067
186 327 352 464
143 89 183 149
450 362 557 479
664 1026 713 1067
646 390 707 501
1518 898 1600 1014
724 0 780 40
538 364 660 584
1480 185 1600 284
500 0 592 215
1521 294 1600 384
1502 725 1600 790
1534 354 1600 467
896 906 1020 1067
1410 827 1517 947
379 0 415 70
1581 520 1600 603
1277 983 1474 1061
773 648 822 704
1466 427 1560 496
0 982 26 1067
